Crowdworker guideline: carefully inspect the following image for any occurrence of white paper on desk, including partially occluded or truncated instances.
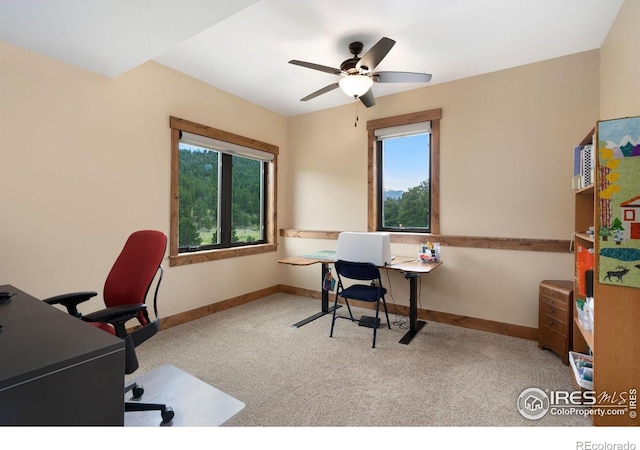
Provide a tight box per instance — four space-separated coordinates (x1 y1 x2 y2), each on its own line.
335 232 391 266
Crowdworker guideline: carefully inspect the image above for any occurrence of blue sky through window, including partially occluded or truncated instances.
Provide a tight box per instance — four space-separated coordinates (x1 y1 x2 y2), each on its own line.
382 133 430 192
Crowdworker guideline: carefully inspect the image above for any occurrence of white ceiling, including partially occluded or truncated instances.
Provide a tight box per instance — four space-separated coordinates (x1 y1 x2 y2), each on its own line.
0 0 624 117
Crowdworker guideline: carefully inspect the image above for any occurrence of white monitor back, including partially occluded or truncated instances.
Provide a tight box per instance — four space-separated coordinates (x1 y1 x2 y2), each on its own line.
335 232 392 266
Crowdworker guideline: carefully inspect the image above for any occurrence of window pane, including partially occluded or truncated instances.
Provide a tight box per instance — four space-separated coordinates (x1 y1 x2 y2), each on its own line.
231 155 264 243
178 144 219 249
381 133 430 230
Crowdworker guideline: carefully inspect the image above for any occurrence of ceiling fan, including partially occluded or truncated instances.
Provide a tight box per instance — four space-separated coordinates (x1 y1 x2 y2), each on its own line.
289 37 432 108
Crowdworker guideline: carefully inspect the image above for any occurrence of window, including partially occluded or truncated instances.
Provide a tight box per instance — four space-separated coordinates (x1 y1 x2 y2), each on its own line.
169 117 278 266
367 108 441 235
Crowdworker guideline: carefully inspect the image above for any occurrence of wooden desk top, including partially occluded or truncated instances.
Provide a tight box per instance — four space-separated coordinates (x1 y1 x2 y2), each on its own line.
278 256 322 266
278 254 443 274
386 258 443 273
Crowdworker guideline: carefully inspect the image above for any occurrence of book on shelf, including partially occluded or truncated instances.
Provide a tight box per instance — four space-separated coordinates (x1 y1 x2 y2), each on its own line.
573 145 582 189
572 144 594 189
573 145 581 175
576 241 594 296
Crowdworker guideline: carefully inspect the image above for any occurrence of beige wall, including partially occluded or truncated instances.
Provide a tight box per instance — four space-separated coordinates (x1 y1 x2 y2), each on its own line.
283 50 600 328
6 4 636 330
0 41 288 318
600 0 640 120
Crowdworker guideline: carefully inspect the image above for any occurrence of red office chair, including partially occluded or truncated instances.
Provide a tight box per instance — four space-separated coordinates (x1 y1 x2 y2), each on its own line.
44 230 174 424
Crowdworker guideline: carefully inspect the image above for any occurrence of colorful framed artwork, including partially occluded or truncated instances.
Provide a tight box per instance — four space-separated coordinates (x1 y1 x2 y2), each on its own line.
597 116 640 288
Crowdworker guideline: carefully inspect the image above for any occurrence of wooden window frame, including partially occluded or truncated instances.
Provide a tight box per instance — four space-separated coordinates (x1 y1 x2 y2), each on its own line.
366 108 441 235
169 116 278 266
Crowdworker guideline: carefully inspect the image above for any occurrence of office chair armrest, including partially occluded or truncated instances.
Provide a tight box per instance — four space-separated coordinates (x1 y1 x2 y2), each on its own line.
83 303 147 325
42 291 98 317
83 304 148 339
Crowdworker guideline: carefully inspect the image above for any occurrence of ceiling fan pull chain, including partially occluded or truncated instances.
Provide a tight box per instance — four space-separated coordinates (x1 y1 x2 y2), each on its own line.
354 101 359 127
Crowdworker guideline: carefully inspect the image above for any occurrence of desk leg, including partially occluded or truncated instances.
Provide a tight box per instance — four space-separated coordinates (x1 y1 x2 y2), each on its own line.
291 262 340 328
399 272 426 344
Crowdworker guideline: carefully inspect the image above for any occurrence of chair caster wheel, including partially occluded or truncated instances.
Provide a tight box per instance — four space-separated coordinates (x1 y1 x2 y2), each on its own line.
132 385 144 399
161 407 174 424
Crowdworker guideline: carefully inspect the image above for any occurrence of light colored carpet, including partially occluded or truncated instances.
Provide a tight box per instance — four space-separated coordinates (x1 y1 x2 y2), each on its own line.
131 293 590 427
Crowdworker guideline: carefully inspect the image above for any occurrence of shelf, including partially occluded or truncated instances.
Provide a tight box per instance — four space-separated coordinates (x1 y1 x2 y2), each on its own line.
575 184 594 194
574 317 594 350
575 232 594 243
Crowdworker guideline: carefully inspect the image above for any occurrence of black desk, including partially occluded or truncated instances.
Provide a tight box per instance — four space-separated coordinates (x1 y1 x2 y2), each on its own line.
0 285 125 425
279 255 443 344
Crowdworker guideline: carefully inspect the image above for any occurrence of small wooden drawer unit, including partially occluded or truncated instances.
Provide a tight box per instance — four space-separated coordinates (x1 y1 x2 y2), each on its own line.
538 280 573 365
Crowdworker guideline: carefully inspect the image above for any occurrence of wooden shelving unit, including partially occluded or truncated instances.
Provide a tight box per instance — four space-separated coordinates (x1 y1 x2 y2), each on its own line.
572 126 640 426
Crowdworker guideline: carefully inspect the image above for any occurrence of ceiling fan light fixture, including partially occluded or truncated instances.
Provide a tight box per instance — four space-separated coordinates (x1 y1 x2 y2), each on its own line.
339 74 373 98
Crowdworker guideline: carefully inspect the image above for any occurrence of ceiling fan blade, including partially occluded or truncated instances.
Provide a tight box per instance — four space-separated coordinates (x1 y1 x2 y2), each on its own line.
356 37 395 72
300 82 340 102
372 71 432 83
359 88 376 108
289 60 342 76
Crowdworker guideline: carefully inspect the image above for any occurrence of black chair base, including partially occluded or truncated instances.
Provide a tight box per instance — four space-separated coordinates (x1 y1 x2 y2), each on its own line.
125 401 174 424
125 381 174 424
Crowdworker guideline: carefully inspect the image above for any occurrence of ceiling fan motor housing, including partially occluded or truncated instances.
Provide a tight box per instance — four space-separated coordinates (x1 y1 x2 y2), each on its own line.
341 41 367 73
340 57 361 73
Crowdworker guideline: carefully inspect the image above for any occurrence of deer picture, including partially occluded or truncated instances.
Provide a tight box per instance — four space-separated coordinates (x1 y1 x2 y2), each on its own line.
604 266 630 282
